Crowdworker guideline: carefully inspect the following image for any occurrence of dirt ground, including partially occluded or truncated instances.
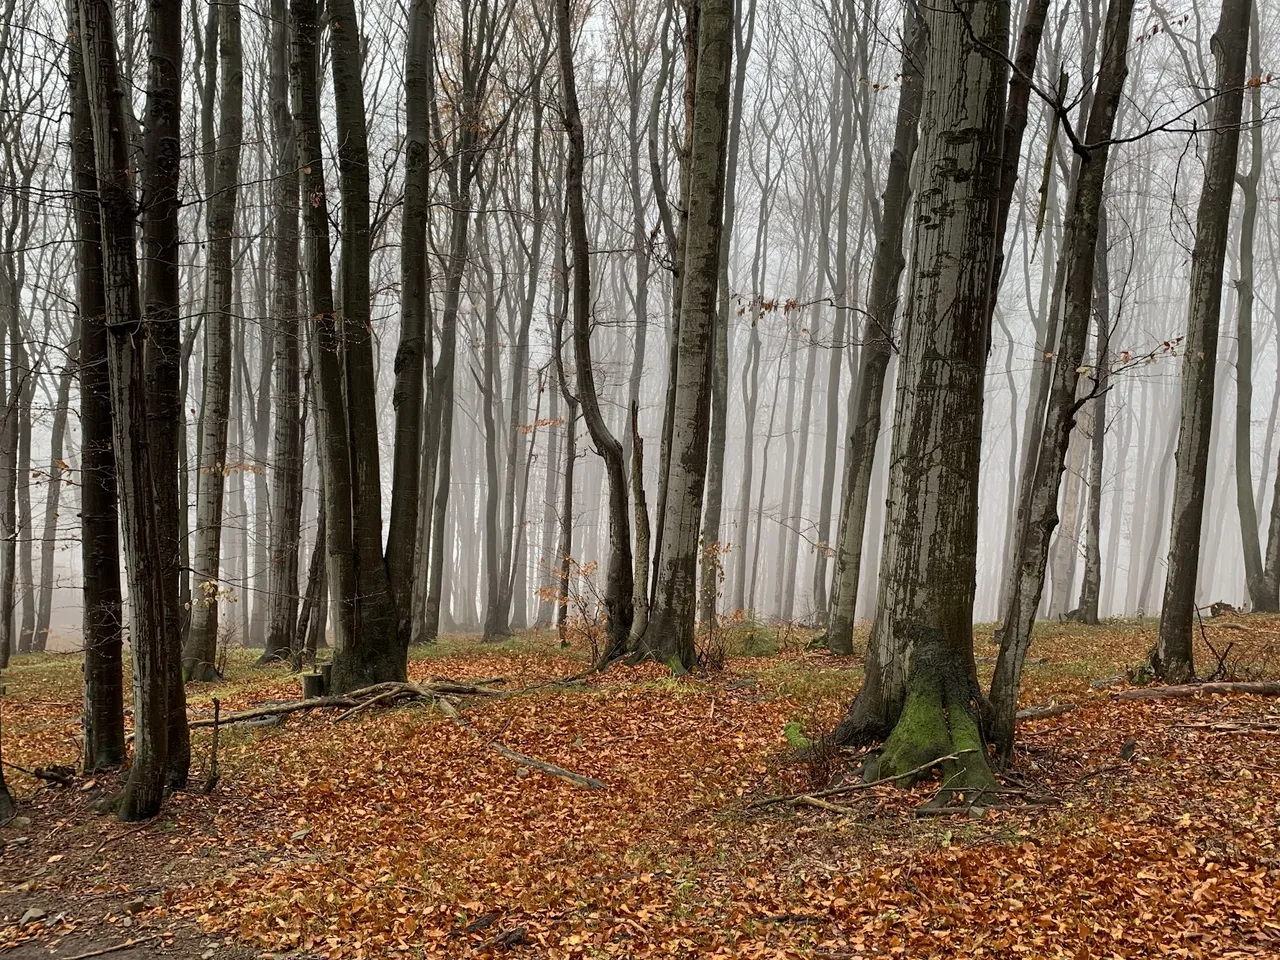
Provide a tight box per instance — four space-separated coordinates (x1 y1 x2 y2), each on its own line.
2 617 1278 959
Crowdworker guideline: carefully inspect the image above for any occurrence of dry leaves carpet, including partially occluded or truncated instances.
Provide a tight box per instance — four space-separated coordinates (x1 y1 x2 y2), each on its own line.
1 618 1278 959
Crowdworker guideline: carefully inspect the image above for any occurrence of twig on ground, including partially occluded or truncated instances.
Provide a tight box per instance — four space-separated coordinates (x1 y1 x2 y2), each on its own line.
61 935 163 960
89 823 151 858
747 750 976 810
433 698 606 790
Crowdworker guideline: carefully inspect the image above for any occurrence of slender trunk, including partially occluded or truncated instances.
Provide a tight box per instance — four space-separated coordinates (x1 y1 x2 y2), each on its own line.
1155 0 1251 681
825 12 925 655
1078 206 1111 623
1234 6 1270 610
556 0 634 658
263 0 303 661
34 319 78 652
184 0 242 681
386 0 435 637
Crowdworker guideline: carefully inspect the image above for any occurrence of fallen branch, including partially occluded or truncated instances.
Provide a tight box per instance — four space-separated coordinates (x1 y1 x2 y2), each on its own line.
1 759 74 786
187 680 507 728
62 935 163 960
1115 681 1280 701
1016 701 1078 721
90 823 150 858
748 750 975 810
433 698 606 790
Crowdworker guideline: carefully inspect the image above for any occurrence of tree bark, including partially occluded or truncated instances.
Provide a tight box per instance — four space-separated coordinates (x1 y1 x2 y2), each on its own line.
69 26 125 772
78 0 175 821
642 0 733 671
835 0 1008 792
184 0 242 682
1155 0 1251 681
556 0 634 660
263 0 303 662
1077 205 1112 623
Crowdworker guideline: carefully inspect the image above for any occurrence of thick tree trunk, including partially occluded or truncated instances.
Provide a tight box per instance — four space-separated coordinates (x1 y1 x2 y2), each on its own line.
1155 0 1251 681
987 0 1135 763
184 0 242 682
263 0 303 662
386 0 434 640
835 0 1008 797
325 0 404 689
642 0 732 671
69 32 125 772
825 12 925 655
556 0 634 659
78 0 175 821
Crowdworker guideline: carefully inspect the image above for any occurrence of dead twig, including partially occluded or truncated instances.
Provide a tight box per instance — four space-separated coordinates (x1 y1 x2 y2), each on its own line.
61 935 163 960
433 698 606 790
1016 701 1078 721
89 823 150 858
748 750 976 809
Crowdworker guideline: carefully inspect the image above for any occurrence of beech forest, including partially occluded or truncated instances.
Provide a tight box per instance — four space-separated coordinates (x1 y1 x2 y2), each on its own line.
0 0 1278 956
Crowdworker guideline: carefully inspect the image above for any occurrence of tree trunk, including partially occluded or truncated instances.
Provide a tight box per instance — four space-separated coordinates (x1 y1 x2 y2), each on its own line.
987 0 1135 763
263 0 303 662
291 0 358 672
642 0 732 671
1077 206 1112 623
556 0 634 659
1155 0 1251 681
184 0 242 682
825 11 925 655
140 0 190 789
835 0 1008 798
69 29 125 772
33 318 77 653
1233 7 1271 611
325 0 404 689
386 0 434 639
78 0 175 821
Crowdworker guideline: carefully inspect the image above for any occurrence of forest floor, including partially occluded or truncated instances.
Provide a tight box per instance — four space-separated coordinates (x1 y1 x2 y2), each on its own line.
1 615 1279 959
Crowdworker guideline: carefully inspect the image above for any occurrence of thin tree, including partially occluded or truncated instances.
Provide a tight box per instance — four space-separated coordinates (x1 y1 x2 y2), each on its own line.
642 0 733 671
184 0 243 681
1154 0 1251 682
556 0 634 659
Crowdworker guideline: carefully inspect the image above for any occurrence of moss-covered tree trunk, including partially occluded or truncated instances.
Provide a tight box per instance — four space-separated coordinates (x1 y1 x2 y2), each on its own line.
834 0 1009 801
